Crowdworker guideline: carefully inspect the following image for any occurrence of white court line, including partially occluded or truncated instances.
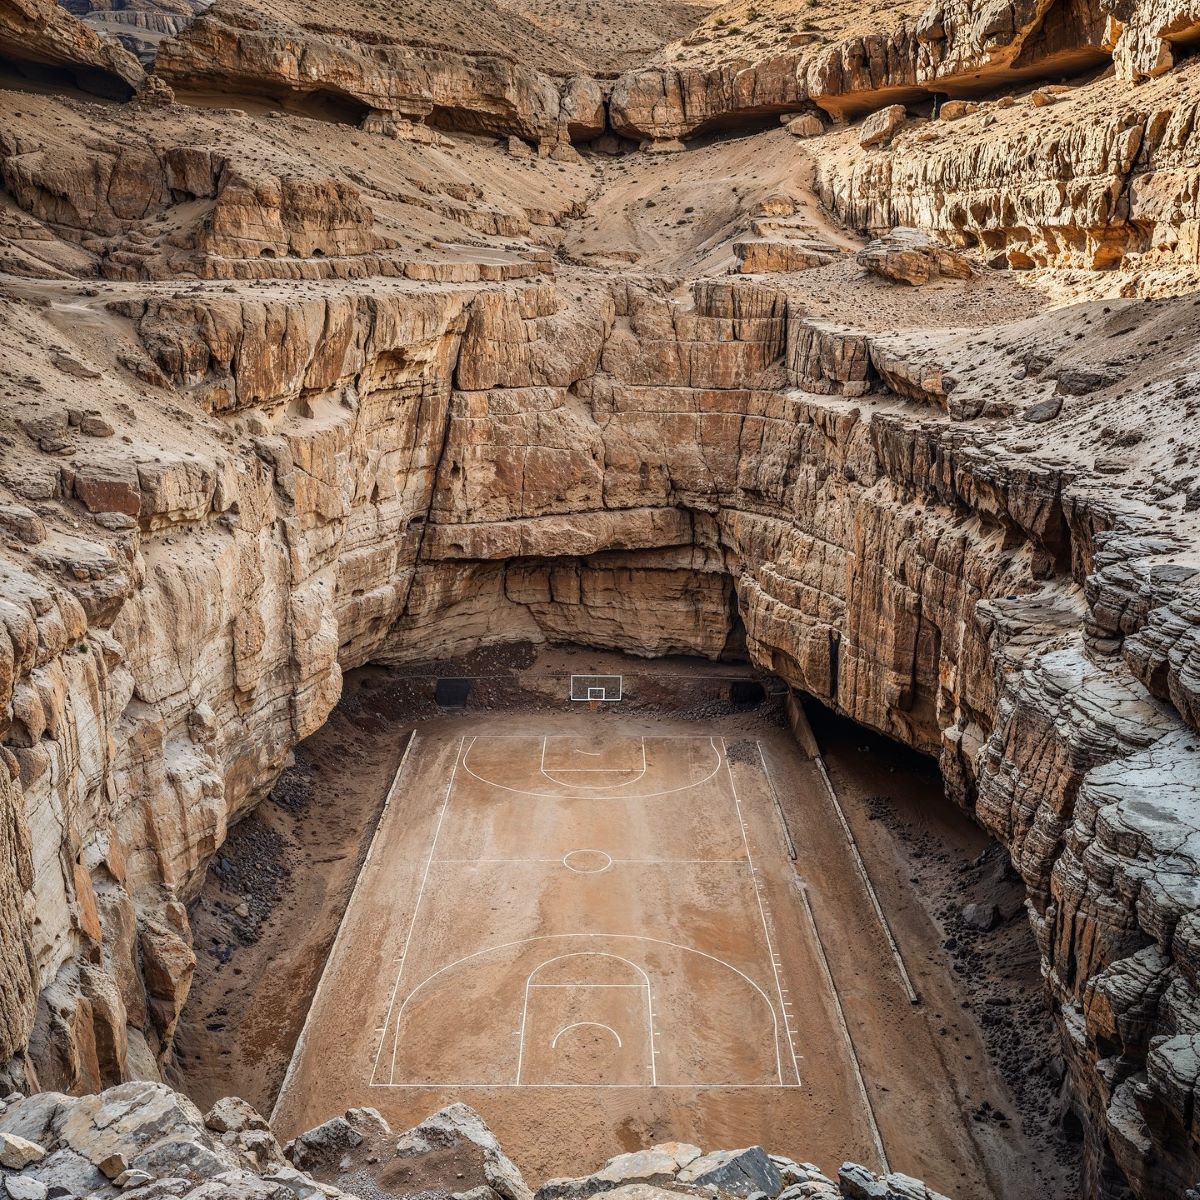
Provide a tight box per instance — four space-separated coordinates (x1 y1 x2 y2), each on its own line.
368 1083 804 1090
377 735 466 1086
540 735 647 789
723 738 803 1088
756 741 797 862
531 983 644 989
517 952 654 1086
461 735 723 800
813 756 919 1006
552 1022 623 1049
382 931 783 1088
430 858 747 866
462 734 720 739
797 883 890 1173
274 730 421 1122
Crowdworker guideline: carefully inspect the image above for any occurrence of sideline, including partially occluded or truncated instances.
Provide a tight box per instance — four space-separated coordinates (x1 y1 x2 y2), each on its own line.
755 740 797 861
723 739 803 1086
269 729 420 1125
786 697 919 1006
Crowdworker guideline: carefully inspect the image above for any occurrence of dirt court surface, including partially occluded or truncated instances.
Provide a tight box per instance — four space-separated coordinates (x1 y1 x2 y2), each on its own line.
273 718 878 1164
373 732 800 1090
270 707 1059 1197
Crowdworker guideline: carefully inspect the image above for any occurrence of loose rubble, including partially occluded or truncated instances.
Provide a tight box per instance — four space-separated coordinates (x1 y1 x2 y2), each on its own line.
0 1085 952 1200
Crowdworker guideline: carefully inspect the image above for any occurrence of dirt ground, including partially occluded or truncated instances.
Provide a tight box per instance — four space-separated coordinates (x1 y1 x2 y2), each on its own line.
175 653 1074 1199
364 731 806 1091
169 702 412 1111
803 701 1079 1187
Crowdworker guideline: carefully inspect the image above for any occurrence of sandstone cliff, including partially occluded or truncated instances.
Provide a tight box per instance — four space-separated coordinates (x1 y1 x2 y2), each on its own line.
1 249 1198 1198
0 0 143 98
154 2 604 146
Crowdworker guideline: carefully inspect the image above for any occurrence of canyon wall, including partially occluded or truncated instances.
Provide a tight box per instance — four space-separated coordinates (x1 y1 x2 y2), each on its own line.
1 261 1198 1197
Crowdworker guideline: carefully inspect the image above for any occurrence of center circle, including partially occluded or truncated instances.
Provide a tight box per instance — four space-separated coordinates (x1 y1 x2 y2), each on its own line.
562 849 613 874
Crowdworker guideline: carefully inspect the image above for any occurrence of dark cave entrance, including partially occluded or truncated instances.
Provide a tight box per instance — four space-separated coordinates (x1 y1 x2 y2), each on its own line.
0 53 137 101
729 679 766 707
434 677 471 707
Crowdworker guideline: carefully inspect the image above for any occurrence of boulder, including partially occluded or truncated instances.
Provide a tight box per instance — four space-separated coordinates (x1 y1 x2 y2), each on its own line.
785 114 824 138
0 1133 47 1170
538 1144 702 1200
734 240 836 274
1024 397 1063 424
938 100 978 121
858 105 906 148
3 1178 48 1200
204 1098 270 1136
456 1188 502 1200
396 1105 531 1200
839 1163 952 1200
961 902 1000 931
856 228 972 285
96 1151 129 1179
113 1168 153 1188
0 506 47 545
677 1147 781 1197
285 1117 362 1173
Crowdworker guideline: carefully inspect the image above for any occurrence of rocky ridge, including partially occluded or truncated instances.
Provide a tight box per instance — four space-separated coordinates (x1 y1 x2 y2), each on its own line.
0 0 144 98
0 1083 950 1200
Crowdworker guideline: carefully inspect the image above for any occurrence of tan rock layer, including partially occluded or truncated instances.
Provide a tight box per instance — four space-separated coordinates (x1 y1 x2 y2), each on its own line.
154 5 604 144
813 68 1200 269
0 0 144 99
607 0 1183 139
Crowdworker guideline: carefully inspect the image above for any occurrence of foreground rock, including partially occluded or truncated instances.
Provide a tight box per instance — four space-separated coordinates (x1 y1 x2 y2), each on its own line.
0 1084 948 1200
856 229 973 286
0 1081 351 1200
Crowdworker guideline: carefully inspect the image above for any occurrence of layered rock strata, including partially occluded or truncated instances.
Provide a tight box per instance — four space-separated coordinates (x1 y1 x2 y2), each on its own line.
155 4 604 144
0 256 1198 1196
812 67 1200 270
3 0 1200 1197
0 0 143 98
609 0 1200 139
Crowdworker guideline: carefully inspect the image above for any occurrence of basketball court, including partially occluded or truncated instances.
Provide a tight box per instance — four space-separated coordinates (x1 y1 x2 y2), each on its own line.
372 729 799 1090
272 677 888 1177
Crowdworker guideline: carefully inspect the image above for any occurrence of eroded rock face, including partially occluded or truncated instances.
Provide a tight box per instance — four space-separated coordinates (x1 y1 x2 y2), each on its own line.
813 68 1200 270
2 0 1200 1197
0 259 1198 1197
607 0 1175 141
155 3 603 144
0 0 143 99
856 227 972 285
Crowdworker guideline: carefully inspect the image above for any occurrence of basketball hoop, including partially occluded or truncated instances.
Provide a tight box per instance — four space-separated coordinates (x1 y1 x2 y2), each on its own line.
570 674 623 703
